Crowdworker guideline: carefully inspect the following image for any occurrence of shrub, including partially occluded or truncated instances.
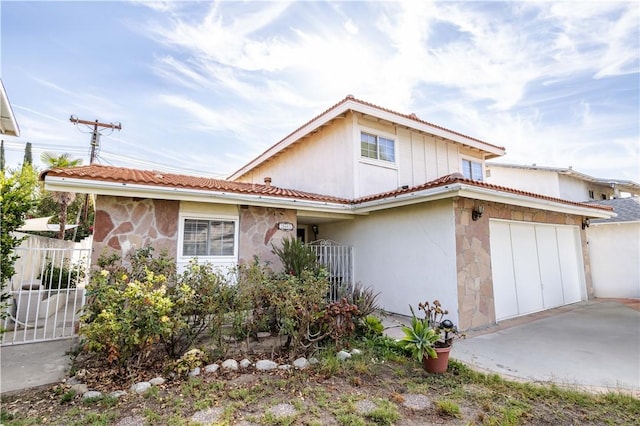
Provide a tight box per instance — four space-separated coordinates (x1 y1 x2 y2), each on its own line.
40 259 85 290
80 267 173 372
164 260 238 357
272 236 321 276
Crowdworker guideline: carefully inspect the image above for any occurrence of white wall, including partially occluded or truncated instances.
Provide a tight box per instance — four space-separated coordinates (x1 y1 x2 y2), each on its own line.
320 200 459 324
558 175 591 201
588 222 640 298
236 118 355 198
237 112 486 199
487 167 561 198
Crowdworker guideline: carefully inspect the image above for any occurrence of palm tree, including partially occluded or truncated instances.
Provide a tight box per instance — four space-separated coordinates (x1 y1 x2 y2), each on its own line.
41 152 82 239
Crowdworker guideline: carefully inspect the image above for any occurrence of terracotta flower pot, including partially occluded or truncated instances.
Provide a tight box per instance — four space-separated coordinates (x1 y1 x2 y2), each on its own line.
422 346 451 373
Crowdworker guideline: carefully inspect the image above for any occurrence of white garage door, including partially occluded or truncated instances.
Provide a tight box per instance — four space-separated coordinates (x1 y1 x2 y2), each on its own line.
490 220 585 321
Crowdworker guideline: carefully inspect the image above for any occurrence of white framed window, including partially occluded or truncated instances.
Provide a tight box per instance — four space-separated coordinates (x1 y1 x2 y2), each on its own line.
361 132 395 162
462 158 484 181
179 216 238 259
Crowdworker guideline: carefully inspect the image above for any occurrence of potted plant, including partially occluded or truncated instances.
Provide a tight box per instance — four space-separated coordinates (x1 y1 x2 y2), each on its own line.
396 306 439 364
418 299 462 373
397 300 462 373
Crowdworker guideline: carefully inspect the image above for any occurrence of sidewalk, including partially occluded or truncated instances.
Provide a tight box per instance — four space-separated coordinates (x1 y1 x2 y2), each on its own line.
0 338 76 394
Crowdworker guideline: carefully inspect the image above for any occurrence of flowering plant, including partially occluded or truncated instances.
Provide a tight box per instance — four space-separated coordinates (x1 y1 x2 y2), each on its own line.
417 299 463 348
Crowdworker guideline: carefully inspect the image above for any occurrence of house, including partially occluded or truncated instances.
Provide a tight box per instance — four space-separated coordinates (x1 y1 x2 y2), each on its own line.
0 79 20 137
585 197 640 298
41 95 615 331
485 162 640 202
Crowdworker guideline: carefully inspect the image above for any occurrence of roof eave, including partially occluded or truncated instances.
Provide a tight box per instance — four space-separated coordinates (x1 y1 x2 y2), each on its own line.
352 183 615 218
0 80 20 137
43 176 356 218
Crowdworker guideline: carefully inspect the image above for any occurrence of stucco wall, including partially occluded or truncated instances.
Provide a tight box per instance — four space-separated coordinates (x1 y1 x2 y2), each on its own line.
238 206 297 271
93 196 179 264
588 222 640 298
486 167 562 198
320 200 459 325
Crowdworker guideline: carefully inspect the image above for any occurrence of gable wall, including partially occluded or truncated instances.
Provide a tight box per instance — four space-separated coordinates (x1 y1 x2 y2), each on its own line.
235 112 491 199
235 117 355 198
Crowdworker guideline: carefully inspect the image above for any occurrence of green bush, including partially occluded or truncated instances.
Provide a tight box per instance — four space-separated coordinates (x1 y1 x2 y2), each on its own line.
165 259 238 357
80 266 174 371
272 236 321 276
40 260 85 290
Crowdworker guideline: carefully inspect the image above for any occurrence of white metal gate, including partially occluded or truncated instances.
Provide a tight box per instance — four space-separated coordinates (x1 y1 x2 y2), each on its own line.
1 246 91 345
309 239 354 302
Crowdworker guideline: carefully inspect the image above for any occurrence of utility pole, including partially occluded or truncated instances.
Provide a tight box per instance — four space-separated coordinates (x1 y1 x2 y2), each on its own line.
69 116 121 233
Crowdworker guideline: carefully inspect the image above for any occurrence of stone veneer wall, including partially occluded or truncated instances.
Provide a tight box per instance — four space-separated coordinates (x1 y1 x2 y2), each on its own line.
454 197 593 330
238 206 297 270
93 196 179 264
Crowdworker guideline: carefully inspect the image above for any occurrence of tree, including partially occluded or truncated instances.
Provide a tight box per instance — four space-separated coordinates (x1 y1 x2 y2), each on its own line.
1 140 5 171
0 164 38 331
23 142 32 166
40 152 82 239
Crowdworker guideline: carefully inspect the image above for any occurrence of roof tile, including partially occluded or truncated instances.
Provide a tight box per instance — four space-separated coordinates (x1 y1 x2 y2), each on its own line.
42 165 612 213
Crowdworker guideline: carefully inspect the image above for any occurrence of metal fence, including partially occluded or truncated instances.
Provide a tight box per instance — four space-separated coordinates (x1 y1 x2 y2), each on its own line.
309 239 354 302
1 246 91 345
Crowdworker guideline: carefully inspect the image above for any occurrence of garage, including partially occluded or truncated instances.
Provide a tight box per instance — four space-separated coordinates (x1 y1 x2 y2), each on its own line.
489 220 586 321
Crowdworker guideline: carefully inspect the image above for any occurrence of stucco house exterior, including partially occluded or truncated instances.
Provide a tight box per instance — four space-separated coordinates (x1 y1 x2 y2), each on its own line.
42 96 614 331
485 162 640 202
586 197 640 298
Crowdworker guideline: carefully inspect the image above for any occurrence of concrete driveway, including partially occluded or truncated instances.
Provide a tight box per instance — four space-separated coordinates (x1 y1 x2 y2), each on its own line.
451 300 640 395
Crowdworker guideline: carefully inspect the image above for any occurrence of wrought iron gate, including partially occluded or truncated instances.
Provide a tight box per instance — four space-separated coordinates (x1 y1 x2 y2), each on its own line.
309 239 353 302
1 246 91 345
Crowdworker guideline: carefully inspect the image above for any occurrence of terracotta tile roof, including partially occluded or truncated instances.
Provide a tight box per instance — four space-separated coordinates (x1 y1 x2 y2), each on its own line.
42 165 612 213
353 173 614 212
41 165 351 204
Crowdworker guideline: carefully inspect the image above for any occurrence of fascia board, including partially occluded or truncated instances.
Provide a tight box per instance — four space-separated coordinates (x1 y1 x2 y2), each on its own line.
454 185 616 218
44 177 356 217
352 183 615 218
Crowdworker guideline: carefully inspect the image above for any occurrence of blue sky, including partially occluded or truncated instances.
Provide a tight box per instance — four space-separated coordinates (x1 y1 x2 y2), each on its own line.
2 1 638 181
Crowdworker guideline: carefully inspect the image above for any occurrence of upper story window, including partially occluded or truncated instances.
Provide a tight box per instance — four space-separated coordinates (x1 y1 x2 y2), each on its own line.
361 132 395 162
182 218 236 257
462 159 483 181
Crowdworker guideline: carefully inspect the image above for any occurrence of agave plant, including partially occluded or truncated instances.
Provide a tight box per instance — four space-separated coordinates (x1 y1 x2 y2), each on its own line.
396 306 439 361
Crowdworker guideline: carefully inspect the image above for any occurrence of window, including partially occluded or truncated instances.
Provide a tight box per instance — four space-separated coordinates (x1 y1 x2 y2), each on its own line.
361 132 395 162
588 190 595 200
182 218 236 257
462 159 483 181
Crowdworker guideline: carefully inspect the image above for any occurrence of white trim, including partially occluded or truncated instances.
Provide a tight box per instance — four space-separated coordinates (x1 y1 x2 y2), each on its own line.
177 213 239 262
460 156 484 181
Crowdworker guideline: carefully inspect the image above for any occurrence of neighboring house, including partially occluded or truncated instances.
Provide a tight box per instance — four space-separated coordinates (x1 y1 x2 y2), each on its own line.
42 96 614 331
0 79 20 137
586 197 640 298
485 163 640 202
